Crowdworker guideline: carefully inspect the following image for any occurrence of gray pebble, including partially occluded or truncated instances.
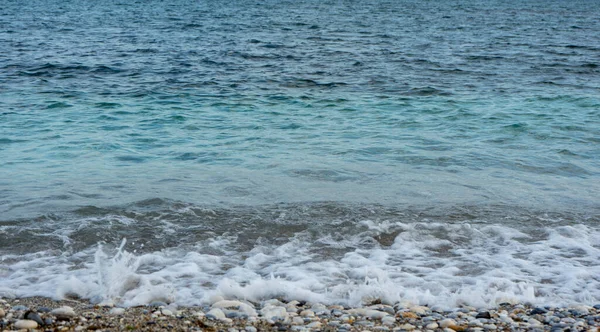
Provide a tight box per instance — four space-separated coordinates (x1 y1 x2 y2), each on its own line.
332 309 344 317
381 306 395 315
37 307 51 313
24 311 44 326
11 305 29 311
530 307 548 315
354 320 375 327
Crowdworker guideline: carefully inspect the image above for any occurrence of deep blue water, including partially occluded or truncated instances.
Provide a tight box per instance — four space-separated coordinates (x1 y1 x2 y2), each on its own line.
1 0 599 307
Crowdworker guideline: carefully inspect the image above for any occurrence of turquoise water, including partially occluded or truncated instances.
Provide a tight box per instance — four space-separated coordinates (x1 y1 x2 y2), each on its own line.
1 0 600 307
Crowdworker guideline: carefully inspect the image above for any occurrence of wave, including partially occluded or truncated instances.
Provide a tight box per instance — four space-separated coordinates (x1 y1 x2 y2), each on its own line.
1 201 599 308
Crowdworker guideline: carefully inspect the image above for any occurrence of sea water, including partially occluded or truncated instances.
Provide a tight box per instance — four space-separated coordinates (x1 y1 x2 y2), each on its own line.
1 0 599 308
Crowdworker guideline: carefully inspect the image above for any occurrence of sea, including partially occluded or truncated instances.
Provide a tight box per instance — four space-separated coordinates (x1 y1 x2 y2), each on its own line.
1 0 599 309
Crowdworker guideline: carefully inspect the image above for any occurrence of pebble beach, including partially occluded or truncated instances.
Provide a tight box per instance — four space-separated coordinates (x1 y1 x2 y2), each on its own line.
1 297 599 332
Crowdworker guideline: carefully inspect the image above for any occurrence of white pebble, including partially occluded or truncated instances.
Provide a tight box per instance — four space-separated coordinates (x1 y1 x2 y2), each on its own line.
213 300 257 316
109 308 125 315
398 323 416 330
348 308 389 319
245 327 257 332
382 316 396 326
207 308 226 320
426 323 439 329
0 308 4 318
51 306 76 318
410 306 429 315
483 324 497 330
440 318 458 328
306 321 322 329
300 310 315 317
161 309 174 316
292 316 304 325
260 305 288 321
14 319 38 329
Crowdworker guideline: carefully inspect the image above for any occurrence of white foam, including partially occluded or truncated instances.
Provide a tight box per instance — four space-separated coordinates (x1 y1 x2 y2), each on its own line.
1 220 599 309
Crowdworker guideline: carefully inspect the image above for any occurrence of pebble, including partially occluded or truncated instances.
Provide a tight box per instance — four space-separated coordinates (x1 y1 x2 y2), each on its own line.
476 311 491 319
425 322 439 329
161 308 174 316
14 319 38 329
245 326 257 332
51 306 76 319
306 321 322 329
213 300 257 317
382 316 396 326
109 307 125 315
207 308 226 320
148 301 168 307
300 309 315 317
260 305 288 321
440 318 458 328
528 318 543 326
0 308 4 318
531 307 548 315
24 311 44 325
398 323 416 330
410 306 429 315
11 305 29 311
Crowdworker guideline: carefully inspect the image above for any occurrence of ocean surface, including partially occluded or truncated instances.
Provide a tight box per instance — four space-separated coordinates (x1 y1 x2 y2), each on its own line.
1 0 599 308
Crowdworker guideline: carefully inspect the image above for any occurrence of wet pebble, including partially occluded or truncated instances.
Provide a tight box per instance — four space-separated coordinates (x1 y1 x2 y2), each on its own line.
51 306 76 320
14 319 38 329
109 307 125 315
148 301 168 308
530 307 548 315
207 308 226 320
24 311 44 325
11 305 29 311
476 311 491 319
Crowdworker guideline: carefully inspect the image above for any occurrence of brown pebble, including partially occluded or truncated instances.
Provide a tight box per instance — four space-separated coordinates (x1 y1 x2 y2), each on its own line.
400 312 419 319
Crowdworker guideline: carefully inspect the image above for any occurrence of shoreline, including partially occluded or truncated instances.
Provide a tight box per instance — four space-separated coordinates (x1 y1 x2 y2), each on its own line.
1 297 598 331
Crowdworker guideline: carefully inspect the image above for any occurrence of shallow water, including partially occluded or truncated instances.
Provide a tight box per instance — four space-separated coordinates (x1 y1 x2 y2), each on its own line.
1 0 599 308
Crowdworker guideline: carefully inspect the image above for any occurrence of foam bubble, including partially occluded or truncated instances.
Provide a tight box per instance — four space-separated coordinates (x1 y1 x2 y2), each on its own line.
1 217 599 309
